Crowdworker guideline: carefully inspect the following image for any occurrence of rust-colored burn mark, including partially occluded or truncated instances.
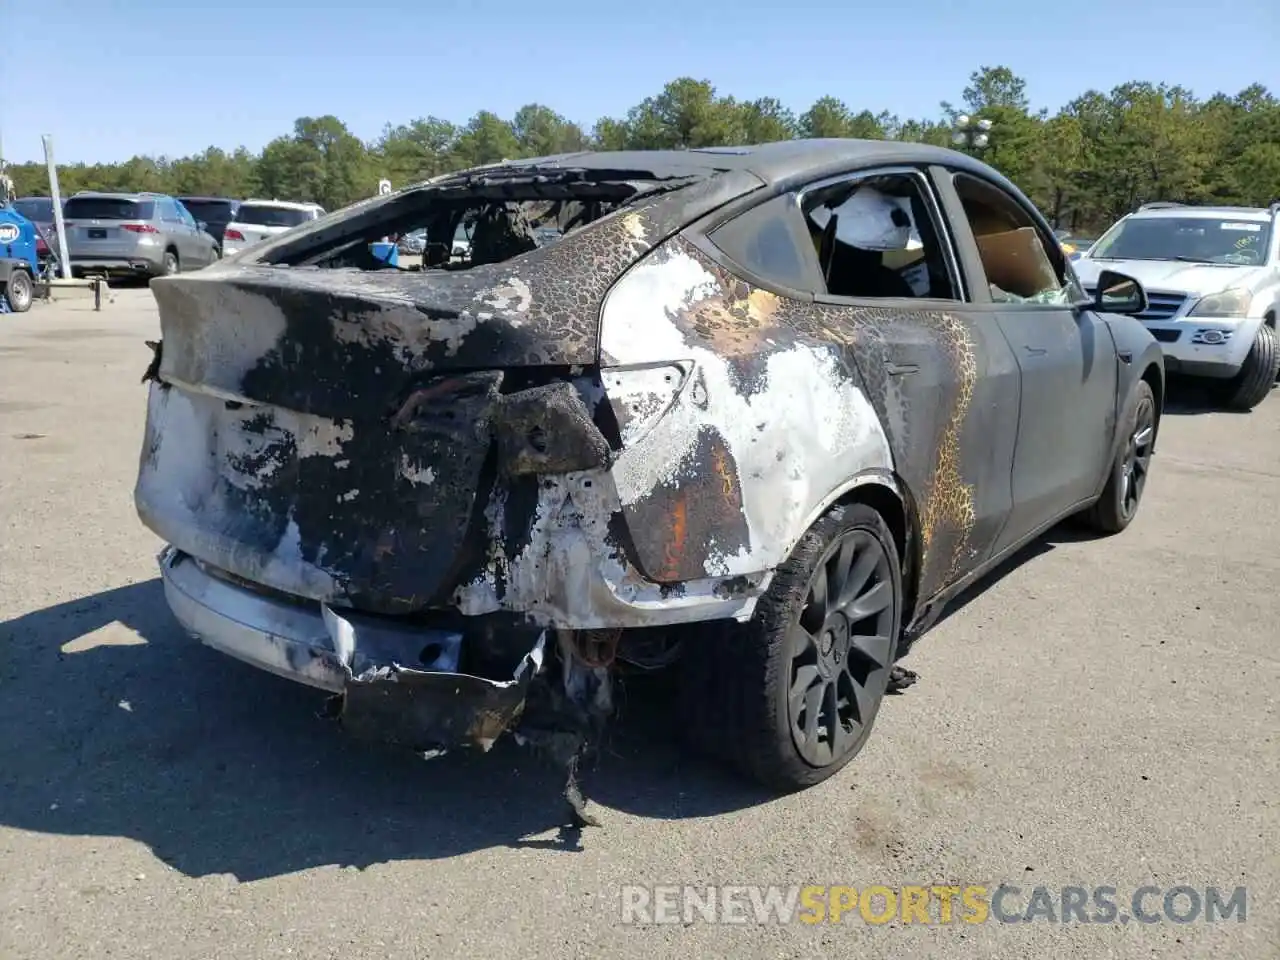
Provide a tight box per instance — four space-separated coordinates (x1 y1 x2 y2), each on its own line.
916 313 977 595
674 258 785 356
658 496 689 582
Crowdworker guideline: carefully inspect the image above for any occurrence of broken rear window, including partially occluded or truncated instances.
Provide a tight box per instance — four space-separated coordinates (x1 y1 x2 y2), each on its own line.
236 204 315 228
251 165 708 273
64 197 154 220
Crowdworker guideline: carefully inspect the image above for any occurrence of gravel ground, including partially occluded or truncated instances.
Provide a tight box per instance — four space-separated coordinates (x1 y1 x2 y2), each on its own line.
1 288 1277 959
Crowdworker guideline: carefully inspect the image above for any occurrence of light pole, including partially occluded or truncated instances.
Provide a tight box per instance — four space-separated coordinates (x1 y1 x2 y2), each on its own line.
952 115 993 153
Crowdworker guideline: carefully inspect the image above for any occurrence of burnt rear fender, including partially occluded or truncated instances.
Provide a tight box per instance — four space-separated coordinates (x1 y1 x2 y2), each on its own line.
595 238 896 583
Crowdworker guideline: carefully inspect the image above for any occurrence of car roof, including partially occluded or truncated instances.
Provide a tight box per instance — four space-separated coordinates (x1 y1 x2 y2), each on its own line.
238 199 324 210
69 191 169 201
472 139 1007 188
178 196 239 203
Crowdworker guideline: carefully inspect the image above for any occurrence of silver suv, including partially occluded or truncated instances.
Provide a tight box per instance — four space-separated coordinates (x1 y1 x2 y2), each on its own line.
64 192 219 280
1074 202 1280 410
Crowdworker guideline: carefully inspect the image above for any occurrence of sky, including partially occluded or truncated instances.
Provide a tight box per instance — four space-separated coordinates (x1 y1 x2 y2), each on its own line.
2 0 1277 166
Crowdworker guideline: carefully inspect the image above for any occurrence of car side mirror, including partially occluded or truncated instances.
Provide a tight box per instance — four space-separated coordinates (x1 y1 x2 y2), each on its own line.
1088 269 1148 316
196 220 208 233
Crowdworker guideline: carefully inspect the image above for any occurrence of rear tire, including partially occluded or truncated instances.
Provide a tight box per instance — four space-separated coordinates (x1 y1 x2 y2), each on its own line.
162 249 180 276
4 270 33 313
1222 324 1278 411
1081 379 1156 534
679 503 902 791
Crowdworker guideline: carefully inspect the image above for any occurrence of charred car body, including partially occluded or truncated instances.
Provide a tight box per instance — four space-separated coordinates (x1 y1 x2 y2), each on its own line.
135 141 1164 813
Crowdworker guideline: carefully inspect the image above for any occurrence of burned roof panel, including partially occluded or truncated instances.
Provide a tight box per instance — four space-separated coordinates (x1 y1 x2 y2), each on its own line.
479 139 1001 189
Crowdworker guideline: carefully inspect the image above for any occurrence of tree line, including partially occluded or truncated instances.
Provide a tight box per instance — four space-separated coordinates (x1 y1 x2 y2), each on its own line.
6 67 1279 234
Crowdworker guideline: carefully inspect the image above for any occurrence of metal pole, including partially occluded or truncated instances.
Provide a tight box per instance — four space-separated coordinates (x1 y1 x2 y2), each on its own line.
43 135 73 280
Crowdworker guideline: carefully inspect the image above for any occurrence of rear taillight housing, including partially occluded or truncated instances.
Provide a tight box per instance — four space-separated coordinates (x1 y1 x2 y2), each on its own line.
122 224 159 233
224 229 245 241
36 236 48 254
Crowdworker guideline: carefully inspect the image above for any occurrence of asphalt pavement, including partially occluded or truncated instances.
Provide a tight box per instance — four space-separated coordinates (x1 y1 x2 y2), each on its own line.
1 288 1277 959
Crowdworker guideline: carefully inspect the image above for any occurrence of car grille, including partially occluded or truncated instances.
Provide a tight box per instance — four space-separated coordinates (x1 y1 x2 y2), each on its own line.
1083 287 1187 321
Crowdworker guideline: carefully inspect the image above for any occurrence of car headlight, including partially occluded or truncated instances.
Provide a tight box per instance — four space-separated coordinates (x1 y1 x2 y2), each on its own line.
1187 288 1253 318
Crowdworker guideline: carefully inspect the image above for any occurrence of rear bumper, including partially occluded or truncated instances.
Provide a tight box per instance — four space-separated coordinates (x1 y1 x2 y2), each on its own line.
69 254 163 277
158 545 547 752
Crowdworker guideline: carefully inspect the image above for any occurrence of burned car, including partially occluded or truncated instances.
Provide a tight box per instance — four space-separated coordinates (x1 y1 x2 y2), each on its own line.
135 141 1164 816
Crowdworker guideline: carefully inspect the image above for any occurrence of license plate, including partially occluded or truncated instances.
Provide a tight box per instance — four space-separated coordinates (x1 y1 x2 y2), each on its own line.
88 228 107 239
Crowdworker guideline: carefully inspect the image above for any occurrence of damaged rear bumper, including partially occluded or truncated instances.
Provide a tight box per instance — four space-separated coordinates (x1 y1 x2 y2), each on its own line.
158 545 545 752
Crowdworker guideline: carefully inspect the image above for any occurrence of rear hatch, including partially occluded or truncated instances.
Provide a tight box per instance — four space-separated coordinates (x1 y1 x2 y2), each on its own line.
227 204 314 247
63 196 155 257
137 253 612 615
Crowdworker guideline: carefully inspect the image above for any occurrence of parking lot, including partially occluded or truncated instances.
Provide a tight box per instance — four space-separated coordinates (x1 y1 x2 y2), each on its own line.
1 289 1277 958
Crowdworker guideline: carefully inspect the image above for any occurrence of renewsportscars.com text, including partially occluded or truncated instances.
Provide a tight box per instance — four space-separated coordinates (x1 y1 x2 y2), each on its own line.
620 884 1248 925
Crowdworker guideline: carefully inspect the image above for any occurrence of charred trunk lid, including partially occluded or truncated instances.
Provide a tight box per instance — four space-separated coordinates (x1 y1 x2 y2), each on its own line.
137 263 609 614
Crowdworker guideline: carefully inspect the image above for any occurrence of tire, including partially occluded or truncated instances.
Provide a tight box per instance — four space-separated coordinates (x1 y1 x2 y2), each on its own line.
162 249 180 276
679 503 902 791
1221 324 1278 411
1080 379 1156 535
4 269 33 313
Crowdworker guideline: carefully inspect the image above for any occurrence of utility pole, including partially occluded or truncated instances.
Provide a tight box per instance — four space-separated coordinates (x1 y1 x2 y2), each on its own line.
43 135 73 279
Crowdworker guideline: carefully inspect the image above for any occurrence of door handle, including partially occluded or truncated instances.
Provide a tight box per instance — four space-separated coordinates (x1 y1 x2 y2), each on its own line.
884 361 919 376
1023 345 1048 356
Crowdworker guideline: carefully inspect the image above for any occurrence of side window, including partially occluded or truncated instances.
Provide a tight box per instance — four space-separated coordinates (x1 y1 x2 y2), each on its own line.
159 199 181 222
176 202 197 227
800 171 960 301
951 173 1072 305
706 193 818 291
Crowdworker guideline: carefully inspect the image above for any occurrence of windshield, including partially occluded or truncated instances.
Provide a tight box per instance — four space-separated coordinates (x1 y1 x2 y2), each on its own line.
12 198 54 222
235 204 315 228
64 197 155 220
179 199 236 223
1091 216 1272 265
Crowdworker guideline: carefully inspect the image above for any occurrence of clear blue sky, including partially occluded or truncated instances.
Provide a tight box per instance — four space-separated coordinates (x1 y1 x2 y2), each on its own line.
3 0 1277 165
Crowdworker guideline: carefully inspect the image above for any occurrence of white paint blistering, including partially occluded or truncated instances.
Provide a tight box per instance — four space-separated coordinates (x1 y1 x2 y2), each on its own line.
452 471 765 628
475 277 532 322
135 384 341 603
600 247 895 577
399 455 436 486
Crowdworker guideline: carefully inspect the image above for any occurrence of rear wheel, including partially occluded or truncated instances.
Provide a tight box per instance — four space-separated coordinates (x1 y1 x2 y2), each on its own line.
1221 324 1278 411
4 269 33 313
162 249 180 276
680 503 901 790
1081 380 1155 534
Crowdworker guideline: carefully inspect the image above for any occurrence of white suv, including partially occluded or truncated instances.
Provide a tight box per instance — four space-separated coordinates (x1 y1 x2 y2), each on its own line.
1073 202 1280 410
222 199 326 257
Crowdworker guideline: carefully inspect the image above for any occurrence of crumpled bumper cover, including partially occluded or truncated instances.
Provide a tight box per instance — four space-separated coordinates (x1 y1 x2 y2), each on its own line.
158 545 546 753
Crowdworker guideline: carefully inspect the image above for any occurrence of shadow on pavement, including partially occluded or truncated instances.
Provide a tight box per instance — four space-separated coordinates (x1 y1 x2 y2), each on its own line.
1162 374 1278 416
0 580 775 880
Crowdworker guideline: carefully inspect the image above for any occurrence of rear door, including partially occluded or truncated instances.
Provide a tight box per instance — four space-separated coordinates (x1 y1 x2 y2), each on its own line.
158 198 195 264
935 168 1117 552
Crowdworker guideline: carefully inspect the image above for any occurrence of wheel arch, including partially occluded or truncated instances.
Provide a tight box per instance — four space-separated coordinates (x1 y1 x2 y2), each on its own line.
1139 361 1164 449
819 473 923 631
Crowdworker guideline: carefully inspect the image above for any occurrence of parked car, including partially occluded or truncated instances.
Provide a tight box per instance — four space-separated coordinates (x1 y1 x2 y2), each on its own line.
176 197 240 256
1074 201 1280 409
221 199 325 256
135 141 1163 812
10 196 60 267
63 191 218 280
